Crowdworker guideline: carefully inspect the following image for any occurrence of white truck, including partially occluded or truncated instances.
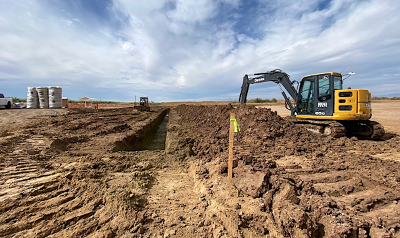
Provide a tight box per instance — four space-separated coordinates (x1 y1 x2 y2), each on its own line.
0 93 13 109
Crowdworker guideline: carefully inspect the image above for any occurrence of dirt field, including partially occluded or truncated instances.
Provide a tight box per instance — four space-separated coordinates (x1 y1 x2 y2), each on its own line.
0 102 399 237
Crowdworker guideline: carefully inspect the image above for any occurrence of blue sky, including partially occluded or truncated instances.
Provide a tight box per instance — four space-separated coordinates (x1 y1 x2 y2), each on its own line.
1 0 399 102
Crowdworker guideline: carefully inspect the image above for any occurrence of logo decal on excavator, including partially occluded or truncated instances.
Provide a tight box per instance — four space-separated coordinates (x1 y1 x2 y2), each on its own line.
318 102 328 108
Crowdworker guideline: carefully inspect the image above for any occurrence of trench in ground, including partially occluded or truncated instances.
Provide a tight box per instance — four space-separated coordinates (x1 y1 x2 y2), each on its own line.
113 109 170 151
145 113 169 150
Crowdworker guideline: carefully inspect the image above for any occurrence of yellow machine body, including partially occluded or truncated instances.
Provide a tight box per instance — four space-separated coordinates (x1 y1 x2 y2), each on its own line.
296 89 372 120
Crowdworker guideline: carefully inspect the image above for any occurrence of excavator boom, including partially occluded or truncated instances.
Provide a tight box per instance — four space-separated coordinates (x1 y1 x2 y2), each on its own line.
239 69 298 116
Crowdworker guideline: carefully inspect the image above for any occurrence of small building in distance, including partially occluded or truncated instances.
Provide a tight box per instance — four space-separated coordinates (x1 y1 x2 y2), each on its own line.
62 97 68 108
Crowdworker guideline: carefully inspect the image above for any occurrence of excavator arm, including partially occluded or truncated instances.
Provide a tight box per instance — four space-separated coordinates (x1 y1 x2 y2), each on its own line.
238 69 298 116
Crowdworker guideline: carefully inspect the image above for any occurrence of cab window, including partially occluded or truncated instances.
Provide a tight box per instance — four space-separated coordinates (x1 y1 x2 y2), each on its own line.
333 76 342 90
318 75 330 97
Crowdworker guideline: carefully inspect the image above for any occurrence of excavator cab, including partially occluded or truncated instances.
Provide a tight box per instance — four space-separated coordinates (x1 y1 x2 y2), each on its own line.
297 72 342 116
294 72 373 121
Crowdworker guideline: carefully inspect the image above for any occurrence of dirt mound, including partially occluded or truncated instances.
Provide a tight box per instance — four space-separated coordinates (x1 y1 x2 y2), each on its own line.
174 104 400 237
175 104 332 161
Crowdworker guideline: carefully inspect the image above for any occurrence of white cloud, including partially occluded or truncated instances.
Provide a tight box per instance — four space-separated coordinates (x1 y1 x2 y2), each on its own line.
0 0 399 101
167 0 217 24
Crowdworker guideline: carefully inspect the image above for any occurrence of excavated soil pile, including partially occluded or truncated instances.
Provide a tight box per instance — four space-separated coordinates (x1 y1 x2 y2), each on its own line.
174 104 400 237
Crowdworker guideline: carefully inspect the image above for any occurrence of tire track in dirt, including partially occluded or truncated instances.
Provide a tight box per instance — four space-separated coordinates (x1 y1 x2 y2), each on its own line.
0 135 58 203
0 133 89 237
275 154 400 236
0 108 168 237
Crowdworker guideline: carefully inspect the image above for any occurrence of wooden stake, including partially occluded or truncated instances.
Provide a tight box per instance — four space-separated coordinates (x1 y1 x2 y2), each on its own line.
228 113 235 181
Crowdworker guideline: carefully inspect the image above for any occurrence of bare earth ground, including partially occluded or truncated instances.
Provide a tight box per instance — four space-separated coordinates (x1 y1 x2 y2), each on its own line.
0 101 399 237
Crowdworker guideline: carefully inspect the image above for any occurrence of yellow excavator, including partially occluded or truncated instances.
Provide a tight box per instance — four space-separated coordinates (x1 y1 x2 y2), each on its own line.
239 69 384 139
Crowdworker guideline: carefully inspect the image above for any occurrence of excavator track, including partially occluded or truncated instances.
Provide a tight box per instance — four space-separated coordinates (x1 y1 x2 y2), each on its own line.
325 121 348 138
370 120 385 139
288 118 384 139
288 118 347 138
343 120 385 140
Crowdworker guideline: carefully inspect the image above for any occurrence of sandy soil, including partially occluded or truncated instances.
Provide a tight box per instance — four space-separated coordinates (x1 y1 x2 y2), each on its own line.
0 109 67 126
0 104 399 237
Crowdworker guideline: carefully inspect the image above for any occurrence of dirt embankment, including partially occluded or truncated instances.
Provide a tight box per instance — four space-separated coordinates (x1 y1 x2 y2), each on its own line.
172 104 400 237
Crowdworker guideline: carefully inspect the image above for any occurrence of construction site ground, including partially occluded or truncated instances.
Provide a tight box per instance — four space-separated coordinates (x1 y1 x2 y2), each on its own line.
0 101 399 238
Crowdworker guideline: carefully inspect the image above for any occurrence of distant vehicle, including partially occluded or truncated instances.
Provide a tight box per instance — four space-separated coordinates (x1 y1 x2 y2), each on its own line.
134 97 151 111
0 93 13 109
14 102 27 109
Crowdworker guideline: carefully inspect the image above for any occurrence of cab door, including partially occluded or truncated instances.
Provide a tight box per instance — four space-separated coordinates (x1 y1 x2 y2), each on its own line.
297 77 315 115
315 74 334 116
